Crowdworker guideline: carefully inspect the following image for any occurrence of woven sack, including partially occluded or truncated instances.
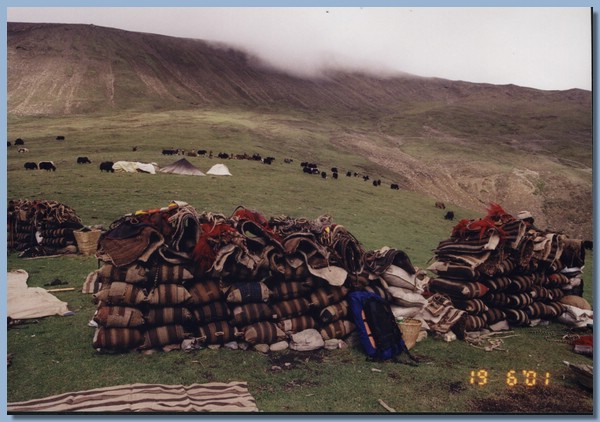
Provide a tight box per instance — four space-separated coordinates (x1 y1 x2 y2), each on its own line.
319 319 355 340
309 286 349 308
93 305 145 328
145 284 192 306
231 303 276 327
277 315 317 333
149 264 194 284
191 301 230 324
226 282 271 304
269 280 313 300
428 278 489 299
142 324 187 348
98 263 147 284
187 280 223 305
452 298 489 315
92 327 143 351
198 321 240 345
243 321 286 345
145 306 194 326
271 297 310 319
386 286 428 308
82 270 102 294
92 282 145 306
319 300 349 324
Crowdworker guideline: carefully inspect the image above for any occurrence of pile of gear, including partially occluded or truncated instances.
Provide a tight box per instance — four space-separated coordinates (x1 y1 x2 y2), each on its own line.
85 202 427 352
7 199 83 257
427 204 592 336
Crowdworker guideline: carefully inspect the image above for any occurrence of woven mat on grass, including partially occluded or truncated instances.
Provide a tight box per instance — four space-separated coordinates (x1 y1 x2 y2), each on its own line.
8 382 258 413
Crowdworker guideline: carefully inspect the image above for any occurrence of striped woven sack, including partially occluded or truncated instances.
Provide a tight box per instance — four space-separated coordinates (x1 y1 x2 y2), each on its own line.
98 263 147 284
226 282 271 304
92 282 146 306
271 297 311 319
93 305 145 328
198 321 241 345
427 261 479 281
381 265 421 290
525 302 547 319
277 315 317 333
485 293 511 308
463 315 487 332
269 280 313 300
320 319 355 340
386 286 428 308
243 321 286 345
145 306 194 326
309 286 349 308
480 276 511 292
187 280 223 305
145 284 192 306
543 302 564 318
192 301 231 324
82 270 102 294
149 264 194 284
548 288 565 301
503 308 530 326
363 284 392 302
505 292 534 309
142 325 187 349
482 308 506 324
319 300 349 324
428 278 489 299
452 299 489 315
547 273 570 287
530 285 552 301
506 275 535 293
92 327 144 351
231 303 276 326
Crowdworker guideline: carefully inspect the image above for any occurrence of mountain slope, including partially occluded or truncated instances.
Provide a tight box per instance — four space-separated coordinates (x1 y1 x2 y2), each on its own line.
7 22 593 238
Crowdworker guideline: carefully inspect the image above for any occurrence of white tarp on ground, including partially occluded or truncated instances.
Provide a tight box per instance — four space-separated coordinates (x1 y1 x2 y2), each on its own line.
206 163 232 176
112 161 158 174
7 270 71 319
159 158 206 176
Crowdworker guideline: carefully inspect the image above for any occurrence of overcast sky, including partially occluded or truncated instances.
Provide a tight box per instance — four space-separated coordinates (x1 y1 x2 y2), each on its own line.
6 7 592 91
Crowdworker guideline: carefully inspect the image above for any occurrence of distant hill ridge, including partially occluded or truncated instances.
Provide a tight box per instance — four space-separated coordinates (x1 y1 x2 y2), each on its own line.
7 22 593 239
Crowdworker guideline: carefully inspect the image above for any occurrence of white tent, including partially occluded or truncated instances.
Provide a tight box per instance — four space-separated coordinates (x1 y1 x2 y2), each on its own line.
159 158 205 176
112 161 157 174
206 163 232 176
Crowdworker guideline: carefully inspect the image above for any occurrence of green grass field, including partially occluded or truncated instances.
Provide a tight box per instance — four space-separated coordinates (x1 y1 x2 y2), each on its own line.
6 109 594 413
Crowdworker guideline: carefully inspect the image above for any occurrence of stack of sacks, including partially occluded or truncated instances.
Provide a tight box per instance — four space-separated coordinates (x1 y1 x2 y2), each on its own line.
427 203 590 335
7 199 83 256
87 203 426 353
90 201 203 351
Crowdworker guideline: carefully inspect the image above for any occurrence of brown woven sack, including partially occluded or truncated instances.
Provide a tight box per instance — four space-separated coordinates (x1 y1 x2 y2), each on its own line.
309 286 349 308
198 321 240 345
92 282 146 306
93 305 145 328
243 321 286 345
145 284 192 306
191 301 230 324
92 327 143 351
145 306 194 326
271 297 310 319
277 315 317 333
142 325 187 348
319 300 349 324
231 303 276 327
319 320 355 340
187 280 223 305
269 280 313 300
226 282 271 304
149 264 194 284
98 263 147 284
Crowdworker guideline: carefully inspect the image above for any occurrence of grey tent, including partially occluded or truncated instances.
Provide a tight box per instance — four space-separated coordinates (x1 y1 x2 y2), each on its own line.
159 158 205 176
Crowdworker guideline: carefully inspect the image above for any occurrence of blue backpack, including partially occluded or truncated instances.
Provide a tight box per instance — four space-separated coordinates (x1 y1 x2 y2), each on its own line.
349 290 417 363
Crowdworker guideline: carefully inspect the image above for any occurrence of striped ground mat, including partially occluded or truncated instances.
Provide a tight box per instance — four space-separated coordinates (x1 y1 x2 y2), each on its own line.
7 382 258 413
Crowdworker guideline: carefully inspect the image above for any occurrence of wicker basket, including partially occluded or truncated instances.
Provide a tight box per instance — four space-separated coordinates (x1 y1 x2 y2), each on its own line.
74 230 102 256
398 318 422 350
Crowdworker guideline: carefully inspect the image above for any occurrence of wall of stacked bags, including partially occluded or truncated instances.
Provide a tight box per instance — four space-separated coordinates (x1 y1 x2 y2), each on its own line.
7 199 83 257
426 203 591 336
85 201 427 352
